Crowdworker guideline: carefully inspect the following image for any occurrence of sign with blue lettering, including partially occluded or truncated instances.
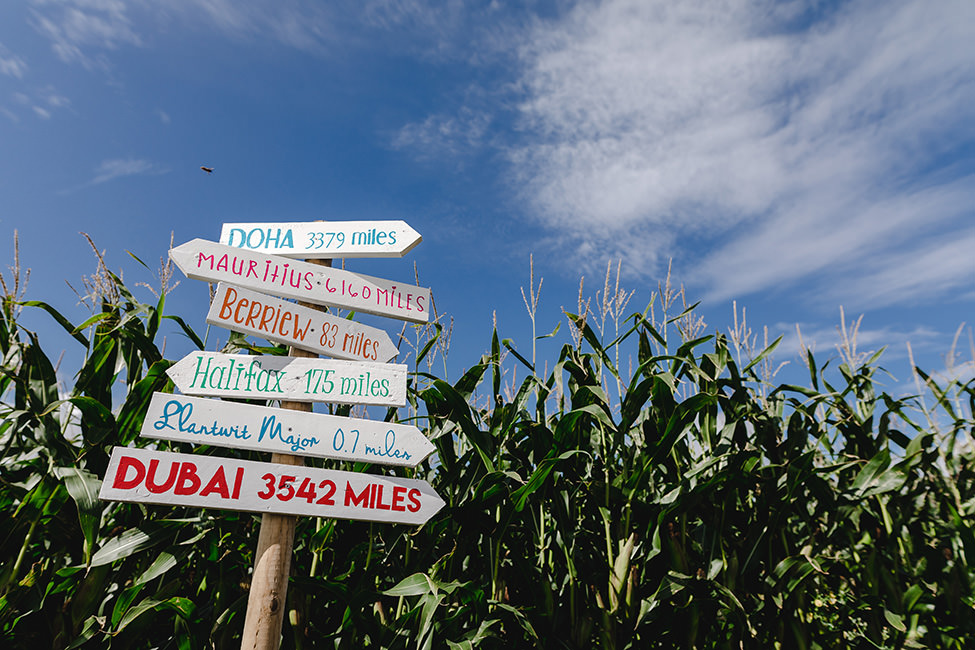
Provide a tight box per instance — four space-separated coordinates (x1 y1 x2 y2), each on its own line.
167 352 407 406
139 393 435 467
100 446 445 525
219 221 422 259
170 239 431 323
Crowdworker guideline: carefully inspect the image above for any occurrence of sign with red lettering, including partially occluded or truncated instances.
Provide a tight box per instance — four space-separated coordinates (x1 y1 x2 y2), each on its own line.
99 447 445 525
140 393 435 467
220 221 422 259
170 239 431 323
206 283 399 362
167 352 407 406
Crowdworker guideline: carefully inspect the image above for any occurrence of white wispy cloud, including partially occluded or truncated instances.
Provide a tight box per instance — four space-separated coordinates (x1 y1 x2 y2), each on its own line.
833 232 975 309
762 315 973 397
695 178 975 306
57 157 168 193
89 158 166 185
392 106 492 158
0 42 28 78
772 318 941 365
45 90 69 108
503 0 975 307
178 0 492 58
29 0 142 67
360 0 502 61
169 0 338 53
6 85 71 121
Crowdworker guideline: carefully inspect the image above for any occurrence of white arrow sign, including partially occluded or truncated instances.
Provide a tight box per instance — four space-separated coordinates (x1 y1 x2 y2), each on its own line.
99 447 445 525
220 221 422 259
140 393 435 467
206 283 399 363
168 352 408 406
171 239 430 323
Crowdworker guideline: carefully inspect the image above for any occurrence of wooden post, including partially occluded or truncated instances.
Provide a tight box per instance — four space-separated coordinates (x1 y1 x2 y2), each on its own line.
240 260 330 650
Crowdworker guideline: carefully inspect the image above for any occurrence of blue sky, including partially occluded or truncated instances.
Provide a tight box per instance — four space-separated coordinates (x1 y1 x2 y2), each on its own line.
1 0 973 396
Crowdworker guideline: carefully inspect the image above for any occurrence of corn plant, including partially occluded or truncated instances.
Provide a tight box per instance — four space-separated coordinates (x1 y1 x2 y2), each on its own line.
1 238 973 649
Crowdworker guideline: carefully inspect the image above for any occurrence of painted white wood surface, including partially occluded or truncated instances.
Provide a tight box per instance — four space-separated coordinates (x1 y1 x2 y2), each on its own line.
206 283 399 363
99 446 444 525
168 352 407 406
219 221 422 259
171 239 430 323
139 393 435 466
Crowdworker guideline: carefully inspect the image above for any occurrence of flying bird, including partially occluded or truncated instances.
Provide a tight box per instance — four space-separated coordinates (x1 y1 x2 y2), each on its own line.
201 166 213 174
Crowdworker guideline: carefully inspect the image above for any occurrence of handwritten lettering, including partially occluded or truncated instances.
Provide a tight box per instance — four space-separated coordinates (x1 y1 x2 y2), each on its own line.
363 429 413 462
257 415 321 453
216 286 314 342
189 356 286 395
153 399 252 440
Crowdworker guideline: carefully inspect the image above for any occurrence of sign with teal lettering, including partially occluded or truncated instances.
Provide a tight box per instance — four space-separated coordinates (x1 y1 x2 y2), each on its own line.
206 283 399 362
139 393 435 467
99 446 444 525
170 238 431 323
219 220 422 259
167 352 407 406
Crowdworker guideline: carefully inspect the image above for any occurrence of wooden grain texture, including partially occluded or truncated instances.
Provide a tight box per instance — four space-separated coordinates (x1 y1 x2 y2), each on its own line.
242 258 324 650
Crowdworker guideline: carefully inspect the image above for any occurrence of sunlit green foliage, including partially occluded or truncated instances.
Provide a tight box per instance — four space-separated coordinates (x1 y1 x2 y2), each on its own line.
0 245 972 648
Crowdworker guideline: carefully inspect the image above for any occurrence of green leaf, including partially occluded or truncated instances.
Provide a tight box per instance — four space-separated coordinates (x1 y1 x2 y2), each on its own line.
65 615 104 649
742 335 783 374
850 448 906 499
417 592 444 650
90 525 173 567
20 300 90 347
502 338 534 373
134 550 180 586
54 467 102 565
73 311 114 334
512 450 587 512
116 359 172 444
384 572 437 597
117 597 161 631
163 314 205 350
884 609 906 632
66 396 117 445
416 323 442 366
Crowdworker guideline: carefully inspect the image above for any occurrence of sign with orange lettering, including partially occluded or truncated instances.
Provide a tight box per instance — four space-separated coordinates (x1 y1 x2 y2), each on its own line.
206 283 399 362
99 447 445 525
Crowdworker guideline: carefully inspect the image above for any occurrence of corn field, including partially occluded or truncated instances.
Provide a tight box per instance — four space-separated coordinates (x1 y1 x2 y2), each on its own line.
0 243 973 649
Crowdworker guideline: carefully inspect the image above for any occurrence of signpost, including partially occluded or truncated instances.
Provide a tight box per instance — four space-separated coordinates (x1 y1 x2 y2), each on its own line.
170 239 431 322
167 351 407 406
99 446 445 525
100 225 439 650
205 283 399 362
140 393 435 466
220 220 422 259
